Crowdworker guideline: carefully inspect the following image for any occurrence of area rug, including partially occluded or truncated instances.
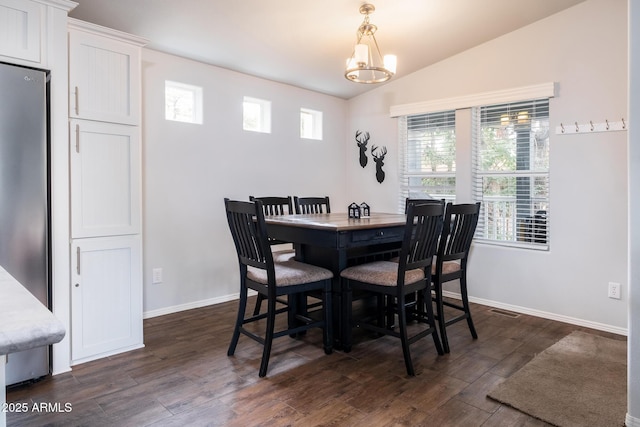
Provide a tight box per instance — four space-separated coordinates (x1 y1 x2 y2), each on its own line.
487 331 627 427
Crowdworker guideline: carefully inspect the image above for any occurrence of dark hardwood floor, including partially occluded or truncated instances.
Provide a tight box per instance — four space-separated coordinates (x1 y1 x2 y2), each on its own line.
6 296 625 426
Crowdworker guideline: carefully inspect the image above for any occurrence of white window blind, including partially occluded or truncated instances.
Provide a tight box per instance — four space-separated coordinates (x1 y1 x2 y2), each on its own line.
472 98 550 249
398 111 456 212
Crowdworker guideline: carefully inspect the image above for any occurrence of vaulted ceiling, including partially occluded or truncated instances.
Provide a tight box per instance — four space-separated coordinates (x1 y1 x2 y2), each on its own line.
69 0 586 99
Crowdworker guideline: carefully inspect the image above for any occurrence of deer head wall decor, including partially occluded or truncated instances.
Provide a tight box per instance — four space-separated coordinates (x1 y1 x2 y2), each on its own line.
372 145 387 183
355 130 369 168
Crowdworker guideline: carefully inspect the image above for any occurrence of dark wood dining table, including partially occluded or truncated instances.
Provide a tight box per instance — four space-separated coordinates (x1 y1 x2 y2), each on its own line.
264 212 407 348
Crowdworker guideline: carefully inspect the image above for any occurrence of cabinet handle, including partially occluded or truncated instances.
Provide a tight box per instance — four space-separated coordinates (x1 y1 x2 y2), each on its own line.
76 246 80 275
75 124 80 153
74 86 79 115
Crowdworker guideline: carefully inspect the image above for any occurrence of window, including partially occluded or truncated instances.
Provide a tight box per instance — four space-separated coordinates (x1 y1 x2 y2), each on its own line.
472 99 550 248
399 110 456 209
165 80 203 124
243 96 271 133
300 108 323 140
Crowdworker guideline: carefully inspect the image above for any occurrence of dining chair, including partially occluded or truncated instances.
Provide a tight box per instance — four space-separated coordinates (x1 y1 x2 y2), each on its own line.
224 198 333 377
294 196 331 214
404 197 445 213
340 202 445 376
249 196 296 314
430 202 481 353
399 198 445 323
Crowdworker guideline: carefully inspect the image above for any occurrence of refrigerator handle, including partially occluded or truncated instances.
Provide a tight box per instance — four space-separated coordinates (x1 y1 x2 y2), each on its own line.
76 246 80 275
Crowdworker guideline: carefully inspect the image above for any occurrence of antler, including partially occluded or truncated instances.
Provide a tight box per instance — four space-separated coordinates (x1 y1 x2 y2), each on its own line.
372 145 387 159
355 131 370 145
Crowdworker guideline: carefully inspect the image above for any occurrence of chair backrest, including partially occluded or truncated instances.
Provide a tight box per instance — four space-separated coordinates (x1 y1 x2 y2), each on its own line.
397 202 444 281
249 196 293 216
224 198 274 274
294 196 331 214
437 202 481 265
404 198 445 213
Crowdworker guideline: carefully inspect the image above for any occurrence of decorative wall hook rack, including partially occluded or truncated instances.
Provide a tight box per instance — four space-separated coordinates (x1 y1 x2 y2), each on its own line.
555 119 628 135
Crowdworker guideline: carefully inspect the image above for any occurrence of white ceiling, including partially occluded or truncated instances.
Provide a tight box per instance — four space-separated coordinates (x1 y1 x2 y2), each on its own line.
68 0 586 100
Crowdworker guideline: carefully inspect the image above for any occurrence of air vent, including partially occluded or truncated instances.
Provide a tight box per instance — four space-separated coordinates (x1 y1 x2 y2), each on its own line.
490 309 520 318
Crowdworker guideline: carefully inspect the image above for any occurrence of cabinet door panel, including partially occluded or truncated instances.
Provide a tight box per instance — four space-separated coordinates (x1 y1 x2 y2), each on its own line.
71 120 141 238
71 235 142 362
0 0 42 63
69 29 140 124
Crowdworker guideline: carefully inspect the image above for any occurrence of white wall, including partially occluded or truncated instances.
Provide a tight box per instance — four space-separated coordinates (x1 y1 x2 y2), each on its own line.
346 0 629 332
141 50 348 315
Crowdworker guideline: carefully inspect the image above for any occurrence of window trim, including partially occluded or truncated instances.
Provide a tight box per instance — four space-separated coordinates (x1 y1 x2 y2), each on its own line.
472 99 550 250
164 80 203 124
396 84 555 251
243 96 272 133
300 107 323 140
389 82 555 117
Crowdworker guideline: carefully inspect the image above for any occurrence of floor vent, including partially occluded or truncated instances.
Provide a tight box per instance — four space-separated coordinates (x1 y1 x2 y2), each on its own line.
490 309 520 318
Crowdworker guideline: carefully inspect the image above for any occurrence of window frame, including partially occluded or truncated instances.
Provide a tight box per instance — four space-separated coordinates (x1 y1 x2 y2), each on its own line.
398 111 457 211
300 107 323 140
243 96 271 134
164 80 203 124
472 99 550 250
393 83 555 251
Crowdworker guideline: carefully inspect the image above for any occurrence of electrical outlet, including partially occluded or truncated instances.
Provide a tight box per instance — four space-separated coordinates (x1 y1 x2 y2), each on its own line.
608 282 621 300
152 268 163 284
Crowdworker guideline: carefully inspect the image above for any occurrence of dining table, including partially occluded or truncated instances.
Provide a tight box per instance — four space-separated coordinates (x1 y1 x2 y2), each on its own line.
264 212 407 348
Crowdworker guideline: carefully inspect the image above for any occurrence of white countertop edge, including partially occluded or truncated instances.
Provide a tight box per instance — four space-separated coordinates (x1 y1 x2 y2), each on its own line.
0 266 65 355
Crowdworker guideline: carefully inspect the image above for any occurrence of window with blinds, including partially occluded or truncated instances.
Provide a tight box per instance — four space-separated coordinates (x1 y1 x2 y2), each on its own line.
398 111 456 211
472 99 550 249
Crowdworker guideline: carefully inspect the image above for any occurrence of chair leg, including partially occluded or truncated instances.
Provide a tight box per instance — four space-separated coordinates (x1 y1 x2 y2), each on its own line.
342 280 353 353
397 294 415 376
252 293 265 316
323 284 333 355
385 295 395 329
421 287 444 355
259 293 277 377
459 273 478 339
433 279 450 353
228 282 248 356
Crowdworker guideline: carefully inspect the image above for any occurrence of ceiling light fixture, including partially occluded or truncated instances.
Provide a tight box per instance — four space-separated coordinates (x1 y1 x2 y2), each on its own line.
345 3 396 84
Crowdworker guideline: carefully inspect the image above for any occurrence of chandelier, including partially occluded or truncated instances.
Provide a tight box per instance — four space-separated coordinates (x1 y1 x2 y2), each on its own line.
345 3 397 84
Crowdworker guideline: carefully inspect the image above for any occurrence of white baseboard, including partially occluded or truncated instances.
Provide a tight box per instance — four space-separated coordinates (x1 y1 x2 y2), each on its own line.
145 289 627 336
443 291 628 336
627 413 640 427
143 290 256 319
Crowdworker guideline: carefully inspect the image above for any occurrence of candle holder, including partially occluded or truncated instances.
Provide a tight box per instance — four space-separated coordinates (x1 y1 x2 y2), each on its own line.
348 203 361 219
360 202 370 217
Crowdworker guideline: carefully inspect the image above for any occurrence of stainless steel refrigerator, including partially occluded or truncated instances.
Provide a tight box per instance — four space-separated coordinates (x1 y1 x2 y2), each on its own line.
0 62 51 385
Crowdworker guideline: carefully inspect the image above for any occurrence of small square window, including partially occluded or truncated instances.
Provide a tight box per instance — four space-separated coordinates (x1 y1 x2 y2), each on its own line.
243 96 271 133
300 108 323 140
165 80 203 124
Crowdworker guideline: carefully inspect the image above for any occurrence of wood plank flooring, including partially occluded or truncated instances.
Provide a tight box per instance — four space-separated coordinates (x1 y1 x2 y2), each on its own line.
6 297 625 426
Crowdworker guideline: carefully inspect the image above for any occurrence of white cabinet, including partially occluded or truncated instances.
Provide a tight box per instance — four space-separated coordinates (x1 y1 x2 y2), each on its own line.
68 20 143 125
68 20 146 365
70 235 143 362
0 0 43 64
70 120 141 238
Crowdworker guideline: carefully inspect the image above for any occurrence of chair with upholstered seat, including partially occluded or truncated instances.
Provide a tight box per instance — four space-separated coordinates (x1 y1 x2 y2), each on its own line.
294 196 331 214
224 198 333 377
431 202 481 353
340 202 444 376
249 196 296 314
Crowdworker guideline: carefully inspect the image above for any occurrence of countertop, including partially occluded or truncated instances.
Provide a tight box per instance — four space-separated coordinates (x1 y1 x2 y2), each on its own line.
0 265 65 355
